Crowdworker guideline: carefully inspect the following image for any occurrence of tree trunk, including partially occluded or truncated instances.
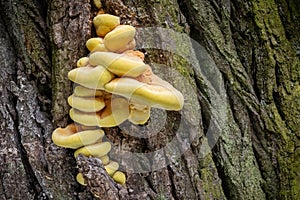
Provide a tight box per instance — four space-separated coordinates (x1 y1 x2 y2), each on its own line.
0 0 299 199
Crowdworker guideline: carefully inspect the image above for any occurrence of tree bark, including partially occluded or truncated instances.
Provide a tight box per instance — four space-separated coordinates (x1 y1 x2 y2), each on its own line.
0 0 299 199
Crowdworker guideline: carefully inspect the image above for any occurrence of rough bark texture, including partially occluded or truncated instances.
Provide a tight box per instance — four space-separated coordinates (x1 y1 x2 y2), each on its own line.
0 0 299 200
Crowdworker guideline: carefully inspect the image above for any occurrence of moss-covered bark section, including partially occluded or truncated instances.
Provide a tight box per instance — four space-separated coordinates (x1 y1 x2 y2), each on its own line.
179 0 299 199
251 0 300 198
178 0 267 199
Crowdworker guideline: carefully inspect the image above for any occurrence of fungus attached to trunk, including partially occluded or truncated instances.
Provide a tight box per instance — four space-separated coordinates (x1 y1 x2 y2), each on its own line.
52 12 185 187
89 52 147 77
74 141 111 158
52 124 104 149
104 77 184 110
93 14 120 37
104 25 136 52
68 65 114 89
67 94 105 112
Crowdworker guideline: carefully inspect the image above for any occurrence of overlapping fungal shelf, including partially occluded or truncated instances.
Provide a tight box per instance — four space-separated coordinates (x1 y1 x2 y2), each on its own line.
51 13 184 186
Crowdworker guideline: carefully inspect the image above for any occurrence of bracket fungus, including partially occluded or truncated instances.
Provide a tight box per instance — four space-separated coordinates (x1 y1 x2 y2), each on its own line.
51 12 184 187
74 141 111 158
68 65 114 89
68 94 105 112
103 25 136 52
73 85 104 97
93 14 120 37
89 52 147 77
52 124 104 149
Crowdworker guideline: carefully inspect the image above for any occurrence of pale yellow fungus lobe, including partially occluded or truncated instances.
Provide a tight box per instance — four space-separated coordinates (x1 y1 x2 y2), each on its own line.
76 173 87 186
105 77 184 110
112 171 126 185
104 161 119 176
69 108 100 126
93 0 102 9
73 85 104 97
69 97 129 127
68 94 105 112
93 14 120 37
86 37 108 52
50 13 186 187
100 155 110 165
89 52 147 77
104 25 136 52
75 124 99 131
76 57 89 67
98 97 130 127
74 141 111 158
128 103 151 124
51 124 104 149
68 65 114 89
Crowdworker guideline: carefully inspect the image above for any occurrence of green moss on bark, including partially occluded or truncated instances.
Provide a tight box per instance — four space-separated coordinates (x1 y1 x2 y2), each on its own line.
252 0 300 199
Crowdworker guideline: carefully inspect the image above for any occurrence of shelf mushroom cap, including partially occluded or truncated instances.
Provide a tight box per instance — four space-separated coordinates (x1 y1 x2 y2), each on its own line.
69 97 129 127
74 141 111 158
73 85 104 97
112 171 126 185
86 37 108 52
68 65 114 89
104 161 119 176
69 108 101 126
76 173 87 186
76 57 89 67
100 155 110 165
104 77 184 110
104 25 136 52
98 97 130 127
51 124 104 149
68 94 105 112
89 52 147 77
93 14 120 37
128 102 151 124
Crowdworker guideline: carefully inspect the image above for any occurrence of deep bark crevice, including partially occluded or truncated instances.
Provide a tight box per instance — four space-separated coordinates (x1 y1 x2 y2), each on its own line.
167 165 179 200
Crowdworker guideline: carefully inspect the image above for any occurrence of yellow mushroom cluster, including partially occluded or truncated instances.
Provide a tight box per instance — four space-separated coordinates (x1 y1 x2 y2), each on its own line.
51 13 184 186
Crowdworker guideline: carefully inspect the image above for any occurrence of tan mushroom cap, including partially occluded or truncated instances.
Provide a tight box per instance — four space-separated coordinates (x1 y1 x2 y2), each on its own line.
93 0 102 9
69 108 100 126
69 97 129 127
93 14 120 37
68 65 114 89
104 25 136 52
128 103 151 124
100 155 110 165
104 161 119 176
112 171 126 185
76 173 87 186
89 52 147 77
73 85 104 97
74 124 98 131
76 57 89 67
74 141 111 158
51 124 104 149
68 94 105 112
86 37 108 52
98 97 129 127
104 78 184 110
